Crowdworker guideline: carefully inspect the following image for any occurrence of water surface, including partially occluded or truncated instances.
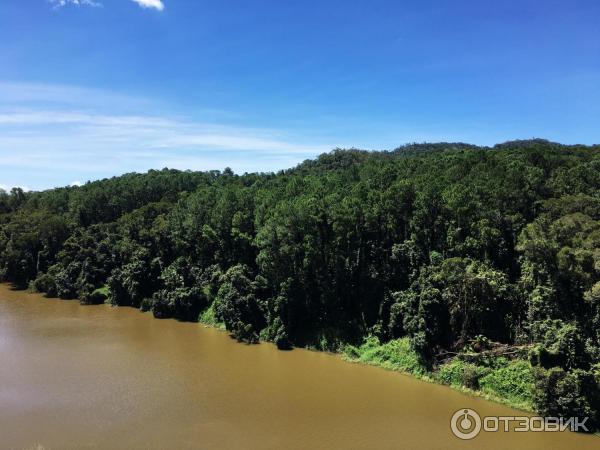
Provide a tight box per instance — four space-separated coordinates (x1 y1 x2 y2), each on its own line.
0 284 597 449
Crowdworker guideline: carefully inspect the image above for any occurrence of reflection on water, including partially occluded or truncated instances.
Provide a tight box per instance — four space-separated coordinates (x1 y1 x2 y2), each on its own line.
0 284 597 450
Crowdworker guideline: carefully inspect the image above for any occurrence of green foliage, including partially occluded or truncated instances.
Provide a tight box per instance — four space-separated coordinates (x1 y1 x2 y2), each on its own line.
150 258 207 321
343 337 427 376
214 264 265 342
86 286 109 305
437 360 489 390
533 367 600 431
437 358 534 409
529 321 592 370
199 303 225 329
1 141 600 430
0 210 70 287
107 248 161 308
479 360 534 409
391 258 519 364
33 273 57 298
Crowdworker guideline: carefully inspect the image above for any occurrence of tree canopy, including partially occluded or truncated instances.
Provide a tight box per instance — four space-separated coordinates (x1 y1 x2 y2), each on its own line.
1 139 599 429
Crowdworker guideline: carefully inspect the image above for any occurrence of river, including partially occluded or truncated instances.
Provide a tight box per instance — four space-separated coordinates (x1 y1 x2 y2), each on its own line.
0 284 597 450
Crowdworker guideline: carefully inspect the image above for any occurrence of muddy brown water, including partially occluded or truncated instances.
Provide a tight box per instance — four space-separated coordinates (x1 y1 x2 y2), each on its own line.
0 284 598 449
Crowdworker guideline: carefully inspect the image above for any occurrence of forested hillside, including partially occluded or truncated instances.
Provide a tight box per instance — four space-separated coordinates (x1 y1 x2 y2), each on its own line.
1 139 600 429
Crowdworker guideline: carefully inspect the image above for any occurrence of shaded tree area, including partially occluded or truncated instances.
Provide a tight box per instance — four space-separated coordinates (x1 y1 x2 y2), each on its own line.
1 141 599 429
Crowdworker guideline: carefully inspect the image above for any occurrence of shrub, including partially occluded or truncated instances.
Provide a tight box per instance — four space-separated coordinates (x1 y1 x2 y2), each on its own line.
140 297 153 312
437 359 489 390
151 287 207 321
479 360 534 409
33 273 57 298
214 264 265 342
533 367 600 432
199 302 224 328
84 286 109 305
343 337 426 376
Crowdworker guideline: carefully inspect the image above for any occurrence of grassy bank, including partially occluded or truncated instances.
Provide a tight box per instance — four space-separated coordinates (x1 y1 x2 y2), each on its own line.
198 302 226 330
342 336 535 412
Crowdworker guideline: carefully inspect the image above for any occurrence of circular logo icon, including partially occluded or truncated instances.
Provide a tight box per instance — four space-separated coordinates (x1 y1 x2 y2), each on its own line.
450 408 482 440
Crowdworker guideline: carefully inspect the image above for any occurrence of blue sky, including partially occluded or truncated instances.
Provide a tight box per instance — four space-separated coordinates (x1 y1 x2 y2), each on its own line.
0 0 599 190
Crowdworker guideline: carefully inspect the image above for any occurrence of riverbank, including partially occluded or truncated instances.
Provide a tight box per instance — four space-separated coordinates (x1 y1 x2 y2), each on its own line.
9 282 598 431
20 282 534 414
198 305 537 414
341 336 535 413
3 283 600 448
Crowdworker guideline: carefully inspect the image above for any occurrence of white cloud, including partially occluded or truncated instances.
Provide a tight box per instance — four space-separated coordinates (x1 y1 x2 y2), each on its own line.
49 0 102 9
0 110 326 155
0 81 157 112
0 81 333 190
131 0 164 11
48 0 166 11
70 181 83 187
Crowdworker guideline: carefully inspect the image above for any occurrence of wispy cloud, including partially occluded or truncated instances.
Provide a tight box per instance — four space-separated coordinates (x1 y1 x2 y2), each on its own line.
49 0 102 9
131 0 164 11
0 82 332 190
47 0 166 11
0 110 325 154
0 81 157 112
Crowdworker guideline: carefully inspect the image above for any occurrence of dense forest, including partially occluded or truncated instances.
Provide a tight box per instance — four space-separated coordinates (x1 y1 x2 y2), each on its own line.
1 139 599 430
